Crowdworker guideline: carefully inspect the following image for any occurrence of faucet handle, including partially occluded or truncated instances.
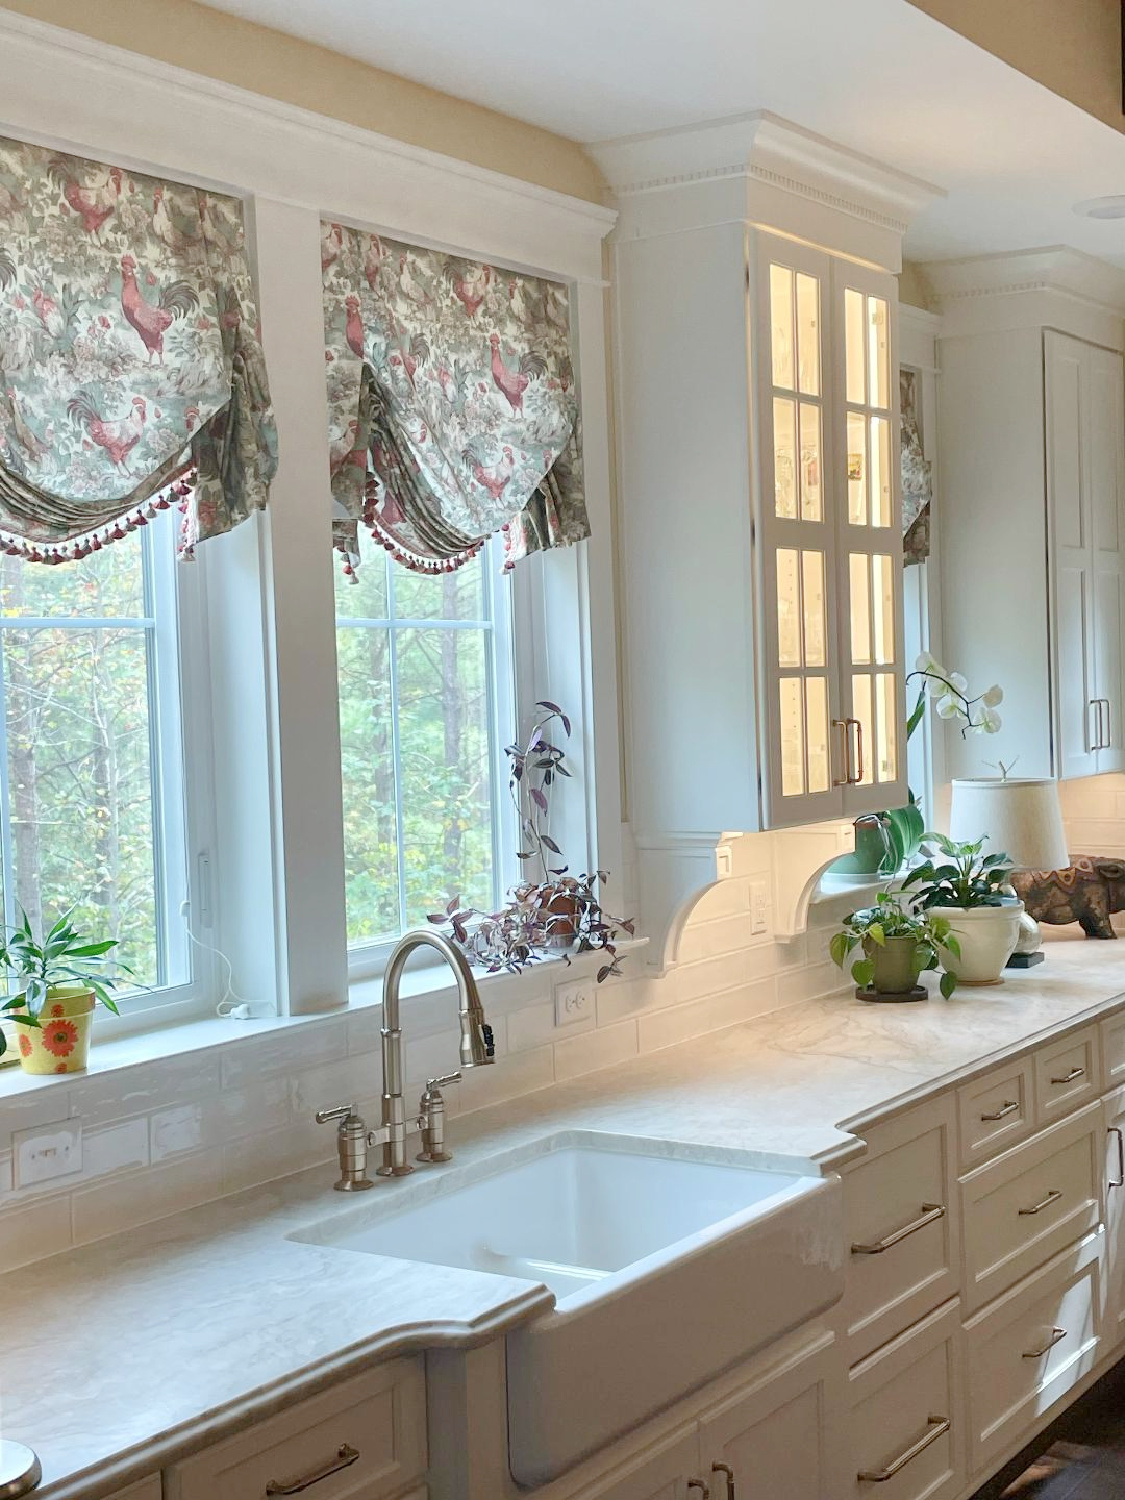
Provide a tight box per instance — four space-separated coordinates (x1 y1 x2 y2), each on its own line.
417 1074 460 1165
315 1102 359 1125
426 1072 462 1092
315 1104 376 1192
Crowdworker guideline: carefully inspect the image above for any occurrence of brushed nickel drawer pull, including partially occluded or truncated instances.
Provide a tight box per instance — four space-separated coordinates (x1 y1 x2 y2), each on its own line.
265 1445 360 1496
1111 1126 1125 1189
1022 1326 1067 1359
687 1482 710 1500
1050 1066 1085 1085
980 1100 1019 1122
857 1416 951 1482
851 1203 945 1254
1018 1188 1063 1216
711 1461 735 1499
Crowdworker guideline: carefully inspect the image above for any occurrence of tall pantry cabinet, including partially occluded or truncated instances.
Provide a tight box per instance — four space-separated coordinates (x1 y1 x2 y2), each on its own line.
931 251 1125 786
591 114 939 966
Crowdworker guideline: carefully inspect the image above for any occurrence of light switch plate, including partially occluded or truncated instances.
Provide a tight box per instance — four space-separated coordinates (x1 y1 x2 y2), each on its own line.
750 879 771 936
555 978 595 1029
14 1119 82 1188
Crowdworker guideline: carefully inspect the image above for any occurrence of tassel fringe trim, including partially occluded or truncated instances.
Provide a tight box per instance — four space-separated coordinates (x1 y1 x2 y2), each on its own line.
0 475 195 565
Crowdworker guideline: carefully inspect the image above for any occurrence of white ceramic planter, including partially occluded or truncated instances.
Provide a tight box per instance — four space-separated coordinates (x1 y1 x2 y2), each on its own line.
935 903 1024 986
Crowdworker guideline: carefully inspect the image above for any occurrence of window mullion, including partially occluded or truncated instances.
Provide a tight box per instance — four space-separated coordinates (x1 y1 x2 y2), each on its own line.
386 555 409 937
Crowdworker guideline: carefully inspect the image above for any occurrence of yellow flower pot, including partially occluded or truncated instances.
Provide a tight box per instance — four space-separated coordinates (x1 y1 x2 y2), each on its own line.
12 984 96 1075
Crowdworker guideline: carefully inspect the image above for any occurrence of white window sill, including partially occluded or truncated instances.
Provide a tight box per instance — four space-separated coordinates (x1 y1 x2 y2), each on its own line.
0 939 647 1103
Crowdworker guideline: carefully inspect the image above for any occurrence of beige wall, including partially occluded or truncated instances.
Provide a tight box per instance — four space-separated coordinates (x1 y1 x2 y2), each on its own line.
899 260 935 312
910 0 1122 133
2 0 605 203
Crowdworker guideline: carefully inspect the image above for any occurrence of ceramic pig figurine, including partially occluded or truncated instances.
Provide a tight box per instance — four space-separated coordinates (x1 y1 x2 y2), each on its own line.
1010 855 1125 939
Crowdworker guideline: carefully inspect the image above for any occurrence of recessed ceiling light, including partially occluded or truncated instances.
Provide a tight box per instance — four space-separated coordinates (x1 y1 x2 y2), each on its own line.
1074 196 1125 220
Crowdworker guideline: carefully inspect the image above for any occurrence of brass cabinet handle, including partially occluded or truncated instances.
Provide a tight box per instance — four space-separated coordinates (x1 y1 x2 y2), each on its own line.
857 1416 950 1482
1050 1066 1085 1085
980 1100 1019 1123
832 718 851 786
1111 1126 1125 1189
851 1203 945 1255
686 1482 710 1500
1018 1188 1063 1217
1022 1327 1067 1360
265 1445 360 1496
711 1461 735 1500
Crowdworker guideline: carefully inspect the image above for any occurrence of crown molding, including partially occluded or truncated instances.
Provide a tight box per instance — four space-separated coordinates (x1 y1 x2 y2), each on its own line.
0 6 615 283
590 110 943 234
925 246 1125 316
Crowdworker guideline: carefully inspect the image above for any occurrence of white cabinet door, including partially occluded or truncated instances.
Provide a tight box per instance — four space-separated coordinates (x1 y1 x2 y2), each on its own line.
1103 1086 1125 1349
1088 342 1125 772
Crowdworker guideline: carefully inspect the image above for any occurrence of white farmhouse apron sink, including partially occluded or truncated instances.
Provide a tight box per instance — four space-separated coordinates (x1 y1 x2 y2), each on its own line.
289 1131 845 1485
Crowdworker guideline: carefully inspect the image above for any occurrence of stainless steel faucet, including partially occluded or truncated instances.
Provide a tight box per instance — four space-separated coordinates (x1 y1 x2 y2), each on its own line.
317 929 494 1190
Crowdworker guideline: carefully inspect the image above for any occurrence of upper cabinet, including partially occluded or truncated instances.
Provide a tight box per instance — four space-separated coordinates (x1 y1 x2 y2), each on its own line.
930 252 1125 786
592 114 940 967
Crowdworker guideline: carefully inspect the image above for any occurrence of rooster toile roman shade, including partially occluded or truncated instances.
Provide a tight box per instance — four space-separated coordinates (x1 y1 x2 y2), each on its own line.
322 221 589 575
0 135 277 563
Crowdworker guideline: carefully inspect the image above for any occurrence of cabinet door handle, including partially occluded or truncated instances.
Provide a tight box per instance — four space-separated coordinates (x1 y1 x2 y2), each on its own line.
845 717 864 784
1022 1327 1067 1359
1101 698 1112 749
832 718 850 786
1050 1066 1085 1085
1110 1126 1125 1189
1018 1188 1063 1216
265 1445 360 1496
1089 699 1106 751
686 1482 710 1500
980 1099 1019 1122
857 1416 950 1482
711 1461 735 1499
851 1202 945 1254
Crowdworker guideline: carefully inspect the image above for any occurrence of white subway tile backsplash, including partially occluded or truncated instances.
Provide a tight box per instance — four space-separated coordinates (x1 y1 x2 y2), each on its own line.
0 1195 72 1272
150 1104 204 1163
638 977 778 1054
506 1000 561 1053
554 1020 637 1082
219 1017 347 1089
71 1149 224 1247
82 1118 149 1179
457 1044 554 1114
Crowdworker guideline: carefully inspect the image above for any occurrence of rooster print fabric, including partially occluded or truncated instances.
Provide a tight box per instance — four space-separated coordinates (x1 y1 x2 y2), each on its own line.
323 221 589 574
0 134 277 562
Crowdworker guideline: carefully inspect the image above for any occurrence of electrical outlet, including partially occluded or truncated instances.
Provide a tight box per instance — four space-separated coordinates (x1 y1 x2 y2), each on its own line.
750 879 771 936
14 1119 82 1188
555 978 595 1029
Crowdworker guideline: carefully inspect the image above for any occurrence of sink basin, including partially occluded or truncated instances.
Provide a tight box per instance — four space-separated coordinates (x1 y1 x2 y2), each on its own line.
290 1130 844 1484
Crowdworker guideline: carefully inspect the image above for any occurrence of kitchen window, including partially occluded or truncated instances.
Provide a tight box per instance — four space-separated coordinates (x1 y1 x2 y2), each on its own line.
336 532 517 966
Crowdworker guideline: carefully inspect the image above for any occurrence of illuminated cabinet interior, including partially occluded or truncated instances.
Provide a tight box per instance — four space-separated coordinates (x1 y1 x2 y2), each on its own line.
594 113 935 965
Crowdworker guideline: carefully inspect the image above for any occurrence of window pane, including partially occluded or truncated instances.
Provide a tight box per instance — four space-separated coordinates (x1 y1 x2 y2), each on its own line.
849 553 871 666
867 295 890 410
334 548 389 621
873 554 895 665
2 623 159 985
779 678 804 797
395 623 494 925
770 264 795 390
847 412 867 525
796 272 820 396
851 674 874 786
0 532 145 619
845 288 866 405
776 549 801 668
393 556 487 622
876 672 898 783
336 624 400 945
801 550 826 668
773 397 797 519
870 415 892 527
798 402 822 522
806 678 829 794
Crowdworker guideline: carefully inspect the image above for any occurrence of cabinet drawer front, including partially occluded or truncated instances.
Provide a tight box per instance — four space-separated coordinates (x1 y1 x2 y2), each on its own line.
1034 1029 1100 1125
843 1103 958 1362
962 1106 1102 1312
965 1239 1102 1470
168 1359 427 1500
846 1300 963 1500
957 1060 1034 1169
1102 1012 1125 1091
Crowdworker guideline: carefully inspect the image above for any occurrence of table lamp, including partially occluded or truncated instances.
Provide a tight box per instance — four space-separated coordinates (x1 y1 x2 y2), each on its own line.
948 777 1070 968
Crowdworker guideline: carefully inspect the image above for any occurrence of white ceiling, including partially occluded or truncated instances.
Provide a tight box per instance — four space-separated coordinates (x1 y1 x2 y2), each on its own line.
199 0 1125 268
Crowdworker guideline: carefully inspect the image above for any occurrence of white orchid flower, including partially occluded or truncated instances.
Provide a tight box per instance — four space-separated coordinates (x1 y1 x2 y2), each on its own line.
948 671 968 695
937 696 965 721
981 684 1004 707
981 706 1002 733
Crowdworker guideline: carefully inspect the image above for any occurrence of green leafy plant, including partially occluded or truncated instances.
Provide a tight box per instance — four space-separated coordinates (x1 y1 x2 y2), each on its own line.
830 891 962 999
901 834 1014 912
0 907 127 1056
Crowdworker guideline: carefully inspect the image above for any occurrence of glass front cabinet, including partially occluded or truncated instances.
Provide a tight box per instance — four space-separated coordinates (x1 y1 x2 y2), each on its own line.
752 232 908 828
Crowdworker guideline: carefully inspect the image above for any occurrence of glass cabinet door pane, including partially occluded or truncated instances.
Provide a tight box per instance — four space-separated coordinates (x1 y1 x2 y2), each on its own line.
780 678 805 797
799 403 822 521
847 412 867 525
806 678 829 794
845 287 866 404
849 552 871 665
796 272 820 396
872 554 895 665
870 415 892 527
776 549 801 667
876 672 897 783
867 296 890 410
770 264 795 390
851 675 874 786
802 549 826 667
774 397 798 518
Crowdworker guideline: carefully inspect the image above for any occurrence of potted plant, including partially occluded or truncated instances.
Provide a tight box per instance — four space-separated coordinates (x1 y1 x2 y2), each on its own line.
432 701 632 982
901 834 1022 986
830 891 961 1000
0 908 127 1075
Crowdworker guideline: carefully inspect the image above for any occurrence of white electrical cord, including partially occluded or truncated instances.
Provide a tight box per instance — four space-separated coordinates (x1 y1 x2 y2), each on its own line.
179 899 267 1019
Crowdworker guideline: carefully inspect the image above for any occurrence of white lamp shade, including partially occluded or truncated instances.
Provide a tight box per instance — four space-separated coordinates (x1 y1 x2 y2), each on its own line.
947 778 1069 872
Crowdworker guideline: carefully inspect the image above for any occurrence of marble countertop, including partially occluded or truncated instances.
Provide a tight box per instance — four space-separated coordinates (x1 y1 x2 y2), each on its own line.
5 935 1125 1498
